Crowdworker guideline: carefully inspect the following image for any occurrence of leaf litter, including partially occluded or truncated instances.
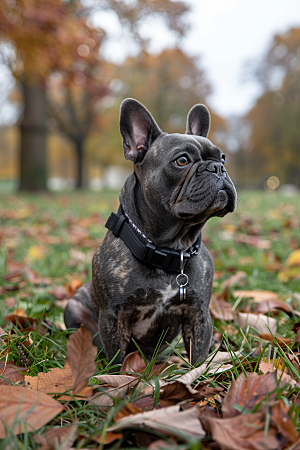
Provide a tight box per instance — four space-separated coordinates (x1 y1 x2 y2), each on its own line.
0 191 300 448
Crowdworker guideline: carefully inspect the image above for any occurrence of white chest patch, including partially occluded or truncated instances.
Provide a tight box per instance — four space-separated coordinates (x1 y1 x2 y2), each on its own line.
130 286 178 340
158 284 178 304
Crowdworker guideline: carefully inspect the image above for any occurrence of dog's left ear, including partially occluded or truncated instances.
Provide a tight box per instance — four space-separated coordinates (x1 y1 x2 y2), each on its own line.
120 98 162 163
186 104 210 138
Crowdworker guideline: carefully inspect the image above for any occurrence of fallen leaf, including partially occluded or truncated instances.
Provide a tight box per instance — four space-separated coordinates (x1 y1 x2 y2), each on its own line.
210 296 234 321
91 431 123 445
220 271 247 289
270 400 299 444
33 423 77 450
66 326 97 394
258 361 300 388
121 351 147 374
64 279 83 297
286 249 300 267
259 333 292 347
235 234 271 249
114 402 143 421
4 313 47 335
233 290 279 303
121 351 169 377
88 374 141 408
108 405 205 440
236 312 277 334
222 372 282 418
25 360 92 400
0 386 63 437
0 362 28 385
200 409 283 450
27 245 45 260
252 299 293 316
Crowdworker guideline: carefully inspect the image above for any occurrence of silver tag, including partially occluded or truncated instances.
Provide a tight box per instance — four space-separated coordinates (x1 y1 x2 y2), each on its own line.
176 251 189 302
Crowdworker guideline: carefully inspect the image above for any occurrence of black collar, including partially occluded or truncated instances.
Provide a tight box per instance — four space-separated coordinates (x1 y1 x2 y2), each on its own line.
105 205 201 274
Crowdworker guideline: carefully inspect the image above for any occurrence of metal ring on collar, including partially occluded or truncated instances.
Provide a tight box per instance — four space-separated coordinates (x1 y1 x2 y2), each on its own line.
176 273 189 287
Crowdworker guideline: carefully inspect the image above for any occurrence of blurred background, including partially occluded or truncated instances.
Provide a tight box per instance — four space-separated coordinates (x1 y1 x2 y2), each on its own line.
0 0 300 193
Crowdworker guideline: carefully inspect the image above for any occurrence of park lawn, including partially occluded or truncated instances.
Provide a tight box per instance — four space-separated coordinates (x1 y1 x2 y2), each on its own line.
0 189 300 449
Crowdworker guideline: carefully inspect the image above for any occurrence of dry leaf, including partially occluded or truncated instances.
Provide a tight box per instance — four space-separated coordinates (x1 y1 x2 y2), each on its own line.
286 249 300 267
258 333 292 346
221 271 247 289
233 290 279 303
88 374 141 408
66 326 97 394
108 405 205 440
253 299 293 316
0 386 63 437
222 372 281 418
200 410 281 450
259 361 299 388
210 296 234 321
0 362 28 385
236 312 277 334
235 234 271 249
25 360 92 400
91 431 123 445
33 423 77 450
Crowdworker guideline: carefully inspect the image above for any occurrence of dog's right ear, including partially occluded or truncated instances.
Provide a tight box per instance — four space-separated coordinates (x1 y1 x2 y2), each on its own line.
120 98 162 163
186 104 210 138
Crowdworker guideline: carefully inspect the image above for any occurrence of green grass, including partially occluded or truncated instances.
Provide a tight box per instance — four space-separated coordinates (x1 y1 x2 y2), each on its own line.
0 189 300 449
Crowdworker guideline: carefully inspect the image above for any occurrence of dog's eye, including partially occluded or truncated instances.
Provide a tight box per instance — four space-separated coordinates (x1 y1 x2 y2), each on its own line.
221 155 226 164
175 156 190 167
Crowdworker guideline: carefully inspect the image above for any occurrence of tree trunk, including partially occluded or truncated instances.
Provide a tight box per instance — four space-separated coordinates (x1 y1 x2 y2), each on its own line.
19 79 48 191
75 138 84 188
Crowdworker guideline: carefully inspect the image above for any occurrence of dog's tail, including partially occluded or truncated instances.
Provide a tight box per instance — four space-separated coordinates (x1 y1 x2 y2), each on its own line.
64 280 102 347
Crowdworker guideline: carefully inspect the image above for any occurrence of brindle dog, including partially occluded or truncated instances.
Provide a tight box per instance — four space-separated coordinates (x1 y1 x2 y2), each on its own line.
64 98 237 366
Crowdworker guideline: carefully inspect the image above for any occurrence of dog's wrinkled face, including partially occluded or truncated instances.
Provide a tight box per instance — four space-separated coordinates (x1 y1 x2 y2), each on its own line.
120 98 236 227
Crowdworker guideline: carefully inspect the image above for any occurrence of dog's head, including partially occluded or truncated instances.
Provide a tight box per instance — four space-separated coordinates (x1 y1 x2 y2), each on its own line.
120 98 236 227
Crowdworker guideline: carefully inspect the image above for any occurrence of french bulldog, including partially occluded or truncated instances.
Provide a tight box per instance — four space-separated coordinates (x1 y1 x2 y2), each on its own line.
64 98 237 367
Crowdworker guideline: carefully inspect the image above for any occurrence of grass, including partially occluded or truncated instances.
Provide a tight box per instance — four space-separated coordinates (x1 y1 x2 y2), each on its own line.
0 188 300 449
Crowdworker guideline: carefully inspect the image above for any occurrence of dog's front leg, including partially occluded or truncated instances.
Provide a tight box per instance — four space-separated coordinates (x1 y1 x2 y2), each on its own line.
99 310 131 368
182 307 212 366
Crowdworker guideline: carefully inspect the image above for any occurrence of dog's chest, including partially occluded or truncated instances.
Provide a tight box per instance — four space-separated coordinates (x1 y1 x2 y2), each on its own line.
130 284 182 339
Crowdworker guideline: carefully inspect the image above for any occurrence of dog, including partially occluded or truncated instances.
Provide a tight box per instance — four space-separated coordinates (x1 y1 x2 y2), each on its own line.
64 98 237 367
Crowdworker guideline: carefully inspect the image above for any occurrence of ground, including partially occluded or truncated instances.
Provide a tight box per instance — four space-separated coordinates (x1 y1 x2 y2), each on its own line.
0 189 299 449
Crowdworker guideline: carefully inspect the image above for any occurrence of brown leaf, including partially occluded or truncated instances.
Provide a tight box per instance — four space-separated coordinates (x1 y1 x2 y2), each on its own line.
233 290 279 303
222 372 281 418
259 333 292 346
0 386 63 438
253 299 293 316
270 400 299 445
4 313 47 335
0 362 28 385
200 410 282 450
88 374 140 408
121 351 169 377
121 351 146 374
235 234 271 249
210 296 234 321
25 360 93 400
91 431 123 445
258 361 299 388
66 326 97 394
64 279 83 297
33 423 77 450
108 405 205 440
220 271 247 289
114 402 143 421
236 312 277 334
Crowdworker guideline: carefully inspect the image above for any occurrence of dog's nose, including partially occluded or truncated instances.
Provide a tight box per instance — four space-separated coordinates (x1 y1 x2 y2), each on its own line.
205 162 226 177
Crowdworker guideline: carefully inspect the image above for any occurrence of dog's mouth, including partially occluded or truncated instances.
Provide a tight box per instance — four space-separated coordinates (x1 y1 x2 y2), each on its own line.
174 187 236 225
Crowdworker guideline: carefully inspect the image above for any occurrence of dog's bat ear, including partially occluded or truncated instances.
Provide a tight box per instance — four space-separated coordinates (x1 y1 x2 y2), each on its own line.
120 98 162 163
186 104 210 138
